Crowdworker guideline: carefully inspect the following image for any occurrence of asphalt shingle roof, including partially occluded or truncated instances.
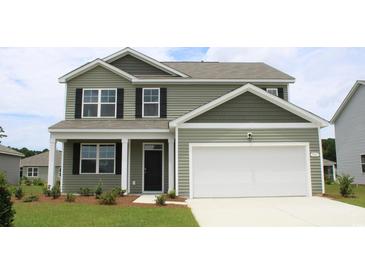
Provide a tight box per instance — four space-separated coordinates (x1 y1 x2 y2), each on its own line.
20 151 62 167
0 144 24 157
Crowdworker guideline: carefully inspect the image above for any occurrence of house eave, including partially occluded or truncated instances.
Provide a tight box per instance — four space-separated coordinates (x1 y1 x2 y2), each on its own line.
132 78 295 84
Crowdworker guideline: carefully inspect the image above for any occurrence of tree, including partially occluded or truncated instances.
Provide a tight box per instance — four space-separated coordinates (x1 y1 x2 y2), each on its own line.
322 138 336 162
0 172 15 227
0 126 6 143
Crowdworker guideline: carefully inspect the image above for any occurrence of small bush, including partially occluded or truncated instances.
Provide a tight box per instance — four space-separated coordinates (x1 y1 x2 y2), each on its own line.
43 185 52 197
95 182 103 199
155 194 166 206
65 193 76 203
111 187 126 197
167 190 176 199
0 175 15 227
23 195 39 203
337 175 354 197
79 187 93 196
99 191 117 205
14 186 24 200
21 177 32 186
32 178 45 186
51 185 61 199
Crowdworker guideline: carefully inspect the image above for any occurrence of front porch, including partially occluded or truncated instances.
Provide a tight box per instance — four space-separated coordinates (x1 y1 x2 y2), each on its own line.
47 130 175 195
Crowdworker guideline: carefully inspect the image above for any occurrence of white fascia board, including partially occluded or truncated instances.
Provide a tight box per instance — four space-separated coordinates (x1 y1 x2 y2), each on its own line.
58 59 137 83
330 81 365 123
103 47 189 78
49 128 170 133
132 78 295 84
170 83 329 128
178 123 318 129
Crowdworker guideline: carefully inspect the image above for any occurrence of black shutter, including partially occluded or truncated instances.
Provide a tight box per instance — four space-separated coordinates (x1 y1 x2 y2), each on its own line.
116 88 124 118
278 88 284 99
135 88 142 118
72 143 80 175
261 87 267 91
115 142 122 175
160 88 167 118
75 88 83 119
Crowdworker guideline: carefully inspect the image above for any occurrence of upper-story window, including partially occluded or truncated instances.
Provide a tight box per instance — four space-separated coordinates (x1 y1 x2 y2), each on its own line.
142 88 160 117
266 88 278 96
82 89 116 118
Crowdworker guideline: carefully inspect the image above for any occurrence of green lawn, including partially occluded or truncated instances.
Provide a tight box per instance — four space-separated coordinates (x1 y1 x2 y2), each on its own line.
325 183 365 208
13 185 198 227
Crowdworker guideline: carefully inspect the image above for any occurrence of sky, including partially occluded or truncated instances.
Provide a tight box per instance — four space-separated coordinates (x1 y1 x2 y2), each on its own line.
1 47 364 150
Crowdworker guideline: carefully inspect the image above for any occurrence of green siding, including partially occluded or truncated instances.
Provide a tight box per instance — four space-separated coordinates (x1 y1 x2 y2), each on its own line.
65 66 289 120
177 128 322 196
189 92 306 123
111 55 172 76
62 140 121 193
129 140 169 194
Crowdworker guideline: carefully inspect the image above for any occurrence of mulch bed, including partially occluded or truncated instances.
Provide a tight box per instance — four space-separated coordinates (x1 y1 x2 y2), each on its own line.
165 196 187 202
12 195 187 208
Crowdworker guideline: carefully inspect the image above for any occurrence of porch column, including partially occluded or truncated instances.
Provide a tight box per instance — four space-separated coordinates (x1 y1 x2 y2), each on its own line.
121 138 129 191
47 136 57 188
333 165 337 181
168 138 175 192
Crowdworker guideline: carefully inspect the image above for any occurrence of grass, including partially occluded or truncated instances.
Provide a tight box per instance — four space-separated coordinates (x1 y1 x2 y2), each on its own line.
13 203 198 227
325 183 365 208
13 185 198 227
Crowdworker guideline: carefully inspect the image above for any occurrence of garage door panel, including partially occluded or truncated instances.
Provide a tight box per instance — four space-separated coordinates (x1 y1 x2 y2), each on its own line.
191 145 309 198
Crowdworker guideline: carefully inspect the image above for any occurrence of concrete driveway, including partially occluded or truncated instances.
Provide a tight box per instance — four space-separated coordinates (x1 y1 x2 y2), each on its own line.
187 196 365 226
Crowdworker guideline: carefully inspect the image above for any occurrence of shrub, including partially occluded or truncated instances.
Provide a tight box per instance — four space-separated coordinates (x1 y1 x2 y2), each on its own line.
51 185 61 199
43 185 52 197
21 177 32 186
338 175 354 197
112 187 126 197
79 187 93 196
14 186 24 200
65 193 76 203
155 194 166 206
167 190 176 199
32 178 45 186
0 178 15 227
23 195 39 203
99 191 117 205
95 182 103 199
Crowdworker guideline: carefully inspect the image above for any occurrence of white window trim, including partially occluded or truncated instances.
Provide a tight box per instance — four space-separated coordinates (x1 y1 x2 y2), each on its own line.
361 154 365 173
81 88 117 119
142 142 164 193
27 167 38 177
79 143 116 175
266 88 278 96
142 88 160 118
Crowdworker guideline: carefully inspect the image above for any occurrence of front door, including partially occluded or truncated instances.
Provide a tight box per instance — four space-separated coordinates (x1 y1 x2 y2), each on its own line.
143 143 163 192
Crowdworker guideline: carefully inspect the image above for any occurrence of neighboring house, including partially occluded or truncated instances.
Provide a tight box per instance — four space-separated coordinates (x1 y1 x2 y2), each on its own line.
48 47 328 198
331 80 365 184
0 144 24 184
21 151 62 182
323 159 336 181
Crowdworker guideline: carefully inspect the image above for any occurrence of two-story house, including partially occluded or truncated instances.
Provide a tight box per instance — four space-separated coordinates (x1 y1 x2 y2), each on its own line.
331 80 365 184
48 47 328 198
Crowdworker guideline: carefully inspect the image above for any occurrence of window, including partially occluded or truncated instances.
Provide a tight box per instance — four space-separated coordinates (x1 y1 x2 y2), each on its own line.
266 88 278 96
82 89 116 118
143 88 160 117
27 167 38 177
361 155 365 173
80 144 115 174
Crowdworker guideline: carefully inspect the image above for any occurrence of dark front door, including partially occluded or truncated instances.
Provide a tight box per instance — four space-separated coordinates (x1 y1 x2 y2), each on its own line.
144 149 163 191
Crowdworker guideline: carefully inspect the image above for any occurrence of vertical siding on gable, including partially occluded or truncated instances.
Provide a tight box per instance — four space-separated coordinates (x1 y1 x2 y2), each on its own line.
335 85 365 184
111 55 172 76
177 128 322 196
129 140 169 194
62 140 121 193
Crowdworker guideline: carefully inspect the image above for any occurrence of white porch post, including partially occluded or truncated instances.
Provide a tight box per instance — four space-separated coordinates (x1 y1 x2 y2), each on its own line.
168 138 175 192
47 136 57 188
333 164 337 181
121 138 129 191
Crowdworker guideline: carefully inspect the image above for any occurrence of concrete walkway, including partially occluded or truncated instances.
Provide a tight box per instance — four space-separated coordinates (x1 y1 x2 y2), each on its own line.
187 196 365 226
133 195 187 205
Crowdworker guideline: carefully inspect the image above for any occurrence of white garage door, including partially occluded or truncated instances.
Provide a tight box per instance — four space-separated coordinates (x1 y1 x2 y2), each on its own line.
191 143 311 198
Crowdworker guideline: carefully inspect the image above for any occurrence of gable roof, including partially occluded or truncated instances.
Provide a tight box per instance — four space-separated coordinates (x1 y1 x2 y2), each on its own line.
59 59 137 83
103 47 189 78
162 62 295 80
331 80 365 123
169 83 329 128
0 144 24 157
20 151 62 167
